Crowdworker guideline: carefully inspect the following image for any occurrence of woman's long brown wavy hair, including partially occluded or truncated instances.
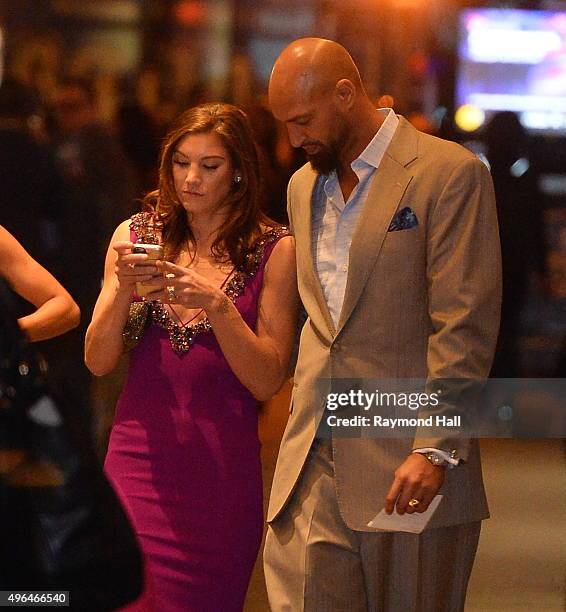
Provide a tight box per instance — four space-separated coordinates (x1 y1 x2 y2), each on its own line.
143 103 274 272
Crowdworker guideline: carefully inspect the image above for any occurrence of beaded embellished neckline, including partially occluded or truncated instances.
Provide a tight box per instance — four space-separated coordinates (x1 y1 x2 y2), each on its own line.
128 212 289 356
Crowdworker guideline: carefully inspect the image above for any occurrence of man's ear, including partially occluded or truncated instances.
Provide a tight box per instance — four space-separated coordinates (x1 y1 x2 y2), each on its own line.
334 79 355 109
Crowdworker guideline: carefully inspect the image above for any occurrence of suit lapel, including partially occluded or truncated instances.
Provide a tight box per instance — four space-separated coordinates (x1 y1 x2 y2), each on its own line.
292 168 336 339
336 117 418 334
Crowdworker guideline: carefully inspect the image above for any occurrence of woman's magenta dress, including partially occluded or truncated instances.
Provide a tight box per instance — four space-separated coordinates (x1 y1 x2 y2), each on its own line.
104 213 288 611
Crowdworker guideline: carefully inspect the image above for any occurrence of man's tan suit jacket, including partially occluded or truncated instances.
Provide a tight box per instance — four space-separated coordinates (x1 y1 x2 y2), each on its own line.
268 117 501 531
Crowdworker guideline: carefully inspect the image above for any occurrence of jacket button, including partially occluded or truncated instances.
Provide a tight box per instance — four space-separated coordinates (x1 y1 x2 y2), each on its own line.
332 342 341 353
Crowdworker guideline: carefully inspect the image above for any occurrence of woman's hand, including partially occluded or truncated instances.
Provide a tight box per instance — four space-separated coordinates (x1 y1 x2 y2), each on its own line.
112 241 159 293
145 261 224 310
86 222 158 376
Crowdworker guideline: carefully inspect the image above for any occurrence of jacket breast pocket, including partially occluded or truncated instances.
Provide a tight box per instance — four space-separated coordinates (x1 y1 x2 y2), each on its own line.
379 227 422 273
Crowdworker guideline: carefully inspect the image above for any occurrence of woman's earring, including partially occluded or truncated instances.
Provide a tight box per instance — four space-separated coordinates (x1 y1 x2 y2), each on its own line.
234 173 242 183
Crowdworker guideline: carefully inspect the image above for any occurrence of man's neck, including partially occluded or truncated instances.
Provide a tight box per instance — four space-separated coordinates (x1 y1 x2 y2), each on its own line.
338 107 385 175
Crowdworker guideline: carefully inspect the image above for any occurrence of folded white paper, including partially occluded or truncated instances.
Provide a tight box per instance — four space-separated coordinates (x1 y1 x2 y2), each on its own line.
367 495 443 534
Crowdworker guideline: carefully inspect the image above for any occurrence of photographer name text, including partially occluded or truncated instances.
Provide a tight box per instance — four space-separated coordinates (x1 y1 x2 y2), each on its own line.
326 415 461 428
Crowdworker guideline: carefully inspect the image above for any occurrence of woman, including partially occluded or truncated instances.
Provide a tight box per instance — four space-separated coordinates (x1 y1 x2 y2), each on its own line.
0 225 79 340
85 103 299 611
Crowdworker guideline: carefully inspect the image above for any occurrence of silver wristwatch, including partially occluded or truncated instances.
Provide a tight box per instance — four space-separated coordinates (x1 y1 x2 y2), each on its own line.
423 451 448 466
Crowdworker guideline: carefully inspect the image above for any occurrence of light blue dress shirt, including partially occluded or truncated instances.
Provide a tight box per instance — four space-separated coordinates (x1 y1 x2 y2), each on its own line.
311 108 399 327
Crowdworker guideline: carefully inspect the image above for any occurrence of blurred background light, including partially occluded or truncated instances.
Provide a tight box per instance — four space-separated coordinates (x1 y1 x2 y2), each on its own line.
454 103 485 132
174 1 207 27
377 94 395 109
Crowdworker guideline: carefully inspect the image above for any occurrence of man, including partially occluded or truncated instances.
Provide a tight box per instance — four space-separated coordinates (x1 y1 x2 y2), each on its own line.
264 38 501 611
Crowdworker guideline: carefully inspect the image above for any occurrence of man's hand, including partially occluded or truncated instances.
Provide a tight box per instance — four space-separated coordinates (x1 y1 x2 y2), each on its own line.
384 453 445 515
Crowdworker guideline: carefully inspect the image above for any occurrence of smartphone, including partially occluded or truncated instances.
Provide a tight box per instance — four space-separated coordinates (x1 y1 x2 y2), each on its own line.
132 244 164 297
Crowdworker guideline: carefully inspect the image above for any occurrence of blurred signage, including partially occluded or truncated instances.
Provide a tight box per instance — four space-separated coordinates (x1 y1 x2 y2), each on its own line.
457 9 566 135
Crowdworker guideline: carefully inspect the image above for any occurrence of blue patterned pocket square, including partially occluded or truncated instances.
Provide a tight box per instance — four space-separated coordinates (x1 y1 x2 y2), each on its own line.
388 207 418 232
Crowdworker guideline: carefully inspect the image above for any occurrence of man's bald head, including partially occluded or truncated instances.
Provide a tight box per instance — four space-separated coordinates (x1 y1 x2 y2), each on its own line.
269 38 364 110
268 38 378 175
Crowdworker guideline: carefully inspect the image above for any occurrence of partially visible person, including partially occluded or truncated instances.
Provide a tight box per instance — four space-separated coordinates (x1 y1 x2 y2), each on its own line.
484 111 546 377
115 93 161 193
0 225 79 341
85 103 299 611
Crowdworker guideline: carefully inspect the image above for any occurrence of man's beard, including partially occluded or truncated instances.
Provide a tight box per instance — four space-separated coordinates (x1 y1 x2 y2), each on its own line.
306 142 341 175
304 120 348 175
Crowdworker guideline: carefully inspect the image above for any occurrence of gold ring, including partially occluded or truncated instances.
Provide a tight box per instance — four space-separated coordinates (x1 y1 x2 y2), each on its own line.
166 286 177 303
408 498 420 508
